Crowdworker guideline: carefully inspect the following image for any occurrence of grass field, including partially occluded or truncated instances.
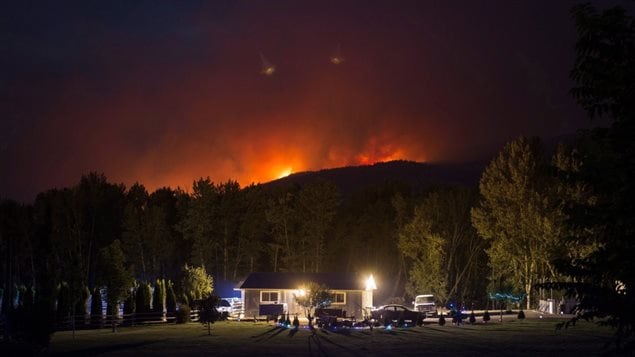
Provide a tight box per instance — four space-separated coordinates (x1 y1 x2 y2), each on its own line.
49 316 615 356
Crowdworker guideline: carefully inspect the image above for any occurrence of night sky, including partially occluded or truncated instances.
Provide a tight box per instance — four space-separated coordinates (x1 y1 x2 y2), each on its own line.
1 1 604 202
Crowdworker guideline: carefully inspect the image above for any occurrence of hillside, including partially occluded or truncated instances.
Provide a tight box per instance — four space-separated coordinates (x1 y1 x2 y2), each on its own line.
261 160 485 196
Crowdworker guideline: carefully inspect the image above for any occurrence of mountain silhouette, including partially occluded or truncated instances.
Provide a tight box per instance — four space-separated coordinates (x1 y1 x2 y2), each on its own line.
261 160 485 197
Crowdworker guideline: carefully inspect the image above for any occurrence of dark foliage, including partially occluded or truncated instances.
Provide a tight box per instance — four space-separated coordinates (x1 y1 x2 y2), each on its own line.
175 304 191 324
152 279 165 313
123 288 135 315
166 280 177 313
483 310 491 322
56 282 71 322
136 283 152 314
90 288 102 326
199 295 220 335
518 310 525 320
438 315 446 326
544 3 635 352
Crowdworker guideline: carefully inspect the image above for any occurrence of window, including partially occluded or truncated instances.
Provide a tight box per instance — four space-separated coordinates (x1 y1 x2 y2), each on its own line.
331 292 346 305
260 291 279 303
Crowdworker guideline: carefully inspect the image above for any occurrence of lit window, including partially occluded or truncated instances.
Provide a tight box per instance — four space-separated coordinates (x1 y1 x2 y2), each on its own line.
260 291 279 303
331 292 346 304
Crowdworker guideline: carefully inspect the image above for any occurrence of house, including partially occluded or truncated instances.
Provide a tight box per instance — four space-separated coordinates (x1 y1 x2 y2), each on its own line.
238 272 375 320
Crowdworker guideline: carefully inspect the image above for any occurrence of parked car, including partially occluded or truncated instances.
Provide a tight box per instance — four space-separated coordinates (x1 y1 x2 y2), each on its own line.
371 304 424 326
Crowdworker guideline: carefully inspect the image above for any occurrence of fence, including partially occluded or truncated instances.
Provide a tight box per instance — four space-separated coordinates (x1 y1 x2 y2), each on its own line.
53 309 200 331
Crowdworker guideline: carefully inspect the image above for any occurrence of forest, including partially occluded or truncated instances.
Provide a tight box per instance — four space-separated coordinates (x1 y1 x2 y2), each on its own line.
1 2 633 351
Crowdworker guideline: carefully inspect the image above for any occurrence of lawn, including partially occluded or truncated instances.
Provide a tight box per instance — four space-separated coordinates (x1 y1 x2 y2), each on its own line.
49 316 615 356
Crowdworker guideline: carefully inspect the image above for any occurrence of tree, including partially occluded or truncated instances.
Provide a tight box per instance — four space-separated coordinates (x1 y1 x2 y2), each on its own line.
121 183 149 281
95 240 133 332
471 137 564 310
399 206 446 302
165 280 177 314
544 4 635 351
181 264 213 306
152 279 166 314
399 186 487 305
179 178 218 270
199 294 220 335
293 282 332 327
136 282 152 314
295 181 340 273
90 288 102 326
328 182 412 302
266 190 298 272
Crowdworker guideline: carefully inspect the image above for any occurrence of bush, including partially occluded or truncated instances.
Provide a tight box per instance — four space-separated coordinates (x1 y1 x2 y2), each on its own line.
438 315 446 326
469 312 476 324
199 295 220 335
293 314 300 328
166 280 177 313
176 304 191 324
56 282 71 322
76 286 90 315
123 288 136 315
90 288 103 326
152 279 166 313
483 310 491 323
518 310 525 319
136 283 152 313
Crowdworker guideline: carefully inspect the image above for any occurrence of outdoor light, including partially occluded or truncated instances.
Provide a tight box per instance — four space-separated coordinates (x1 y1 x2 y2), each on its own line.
296 288 306 297
365 274 377 291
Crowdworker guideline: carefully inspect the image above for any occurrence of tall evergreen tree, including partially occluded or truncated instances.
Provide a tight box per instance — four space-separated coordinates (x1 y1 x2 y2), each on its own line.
96 240 133 332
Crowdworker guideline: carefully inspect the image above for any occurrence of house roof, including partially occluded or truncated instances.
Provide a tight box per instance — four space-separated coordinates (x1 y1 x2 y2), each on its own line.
239 272 366 291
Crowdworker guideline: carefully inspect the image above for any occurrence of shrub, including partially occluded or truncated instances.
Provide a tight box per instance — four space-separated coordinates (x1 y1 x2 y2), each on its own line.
438 315 446 326
518 310 525 319
90 288 103 326
152 279 166 313
199 295 220 335
75 286 90 315
181 265 213 306
293 314 300 328
469 312 476 324
56 282 71 322
176 304 191 324
166 280 177 313
136 283 152 313
23 286 35 310
483 310 491 323
123 288 136 315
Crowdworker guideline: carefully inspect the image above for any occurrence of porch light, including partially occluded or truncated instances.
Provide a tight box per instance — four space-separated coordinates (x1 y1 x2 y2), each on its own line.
365 274 377 291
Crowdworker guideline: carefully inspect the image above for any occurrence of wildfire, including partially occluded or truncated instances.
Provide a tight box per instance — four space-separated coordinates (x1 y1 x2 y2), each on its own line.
277 168 292 179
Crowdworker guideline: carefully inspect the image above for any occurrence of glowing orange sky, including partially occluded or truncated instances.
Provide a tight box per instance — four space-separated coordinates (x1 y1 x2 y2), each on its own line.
1 1 588 201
